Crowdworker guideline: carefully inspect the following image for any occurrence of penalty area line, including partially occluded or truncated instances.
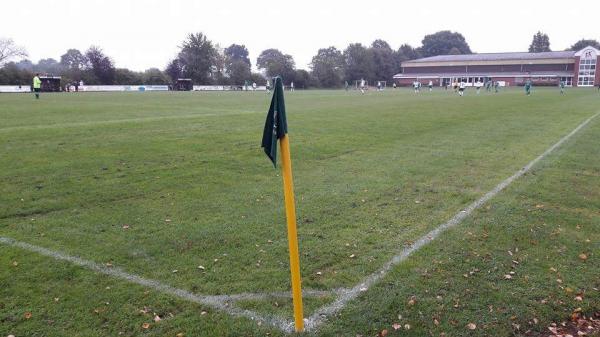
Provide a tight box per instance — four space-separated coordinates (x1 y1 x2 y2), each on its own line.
304 111 600 332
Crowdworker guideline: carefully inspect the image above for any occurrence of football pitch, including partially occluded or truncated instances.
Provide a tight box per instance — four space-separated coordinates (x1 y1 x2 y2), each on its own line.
1 88 599 336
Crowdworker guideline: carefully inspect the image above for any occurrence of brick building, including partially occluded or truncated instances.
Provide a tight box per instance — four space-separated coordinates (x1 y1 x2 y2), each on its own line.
394 46 599 88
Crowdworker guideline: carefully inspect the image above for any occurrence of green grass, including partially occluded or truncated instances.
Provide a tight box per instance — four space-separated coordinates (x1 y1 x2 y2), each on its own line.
1 88 599 336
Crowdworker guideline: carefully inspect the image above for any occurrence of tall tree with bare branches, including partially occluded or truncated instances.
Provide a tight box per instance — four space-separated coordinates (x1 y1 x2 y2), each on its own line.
0 38 28 65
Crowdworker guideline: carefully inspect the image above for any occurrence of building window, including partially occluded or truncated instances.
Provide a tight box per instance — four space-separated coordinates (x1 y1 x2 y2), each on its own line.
561 77 573 86
578 56 596 86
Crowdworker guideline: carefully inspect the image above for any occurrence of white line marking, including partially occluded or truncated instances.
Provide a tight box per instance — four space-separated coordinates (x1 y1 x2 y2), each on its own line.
0 236 295 333
304 111 599 331
0 110 261 133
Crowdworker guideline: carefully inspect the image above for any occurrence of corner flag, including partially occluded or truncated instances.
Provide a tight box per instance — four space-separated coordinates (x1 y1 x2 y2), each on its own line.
261 77 288 166
261 76 305 332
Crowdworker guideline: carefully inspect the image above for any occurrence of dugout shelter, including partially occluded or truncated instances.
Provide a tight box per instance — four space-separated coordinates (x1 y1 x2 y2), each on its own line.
175 78 193 91
39 76 62 92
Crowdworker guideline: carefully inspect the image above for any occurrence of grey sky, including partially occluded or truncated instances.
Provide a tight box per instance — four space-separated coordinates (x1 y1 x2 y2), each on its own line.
2 0 599 71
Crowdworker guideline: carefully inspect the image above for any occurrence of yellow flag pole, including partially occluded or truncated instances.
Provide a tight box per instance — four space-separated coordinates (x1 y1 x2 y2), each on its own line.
279 134 304 332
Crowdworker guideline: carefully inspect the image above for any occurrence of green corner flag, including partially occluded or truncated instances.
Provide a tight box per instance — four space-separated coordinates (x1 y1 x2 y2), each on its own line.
261 76 288 166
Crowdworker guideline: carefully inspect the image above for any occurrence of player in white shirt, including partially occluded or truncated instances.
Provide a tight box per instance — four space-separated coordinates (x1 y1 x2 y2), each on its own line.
458 81 466 96
360 79 366 94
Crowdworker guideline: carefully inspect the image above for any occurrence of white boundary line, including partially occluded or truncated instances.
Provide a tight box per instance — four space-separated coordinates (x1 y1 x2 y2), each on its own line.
0 236 295 333
304 111 599 331
1 112 597 333
0 110 262 133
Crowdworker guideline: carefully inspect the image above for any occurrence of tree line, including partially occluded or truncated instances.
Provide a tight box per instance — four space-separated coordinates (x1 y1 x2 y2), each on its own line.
1 33 598 88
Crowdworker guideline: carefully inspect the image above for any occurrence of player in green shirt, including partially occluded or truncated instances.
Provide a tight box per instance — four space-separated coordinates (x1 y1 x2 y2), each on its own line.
525 79 532 96
559 80 565 94
33 73 42 99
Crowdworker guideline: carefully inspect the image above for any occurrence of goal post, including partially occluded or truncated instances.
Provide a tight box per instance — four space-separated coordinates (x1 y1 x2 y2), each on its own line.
353 80 369 90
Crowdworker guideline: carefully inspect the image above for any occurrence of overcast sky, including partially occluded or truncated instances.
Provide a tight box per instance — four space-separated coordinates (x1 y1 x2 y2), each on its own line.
2 0 599 71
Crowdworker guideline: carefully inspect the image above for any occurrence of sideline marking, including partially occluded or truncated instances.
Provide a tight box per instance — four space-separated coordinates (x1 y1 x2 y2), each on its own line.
0 110 261 133
303 111 599 331
0 236 295 333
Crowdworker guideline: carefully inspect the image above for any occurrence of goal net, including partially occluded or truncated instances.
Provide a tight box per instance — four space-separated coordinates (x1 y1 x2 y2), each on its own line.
375 81 387 90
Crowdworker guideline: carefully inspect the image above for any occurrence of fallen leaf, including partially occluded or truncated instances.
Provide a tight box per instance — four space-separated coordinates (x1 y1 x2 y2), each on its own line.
378 329 388 336
122 224 130 229
504 274 513 280
575 296 583 301
142 323 150 329
404 324 411 330
153 315 161 322
24 312 32 319
316 271 322 276
200 311 207 315
197 265 205 270
349 254 356 258
392 323 401 330
176 333 184 337
467 323 477 330
579 253 588 261
12 261 18 266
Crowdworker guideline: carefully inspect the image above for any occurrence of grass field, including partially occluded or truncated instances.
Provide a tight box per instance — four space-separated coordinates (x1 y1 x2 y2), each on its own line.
1 88 599 336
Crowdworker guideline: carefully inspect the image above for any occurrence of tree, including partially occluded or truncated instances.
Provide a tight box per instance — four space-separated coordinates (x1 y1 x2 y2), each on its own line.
177 32 217 84
448 47 461 55
224 44 250 66
421 31 472 57
568 39 600 51
114 68 143 85
0 38 27 65
227 59 251 85
343 43 375 82
292 69 312 89
36 58 63 75
394 44 422 72
310 46 344 87
370 39 396 81
256 48 295 80
529 31 551 52
0 61 32 85
15 59 34 71
143 68 170 84
223 44 251 85
60 49 88 70
165 58 183 82
60 49 88 81
85 46 116 84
